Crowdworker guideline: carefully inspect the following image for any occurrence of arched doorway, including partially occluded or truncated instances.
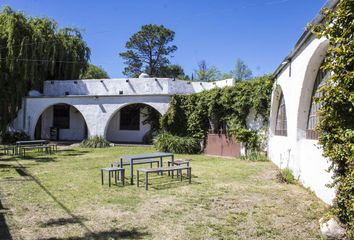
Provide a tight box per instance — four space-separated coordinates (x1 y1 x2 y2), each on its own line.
105 103 161 144
34 103 88 141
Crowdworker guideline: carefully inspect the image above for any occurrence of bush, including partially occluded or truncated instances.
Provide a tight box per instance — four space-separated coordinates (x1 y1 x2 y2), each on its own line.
1 131 30 144
277 168 295 184
240 150 268 162
80 136 111 148
154 133 201 154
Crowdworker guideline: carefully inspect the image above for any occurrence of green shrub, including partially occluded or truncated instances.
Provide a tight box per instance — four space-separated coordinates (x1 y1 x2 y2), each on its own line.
80 136 111 148
277 168 295 184
154 132 201 154
240 150 268 162
1 131 30 144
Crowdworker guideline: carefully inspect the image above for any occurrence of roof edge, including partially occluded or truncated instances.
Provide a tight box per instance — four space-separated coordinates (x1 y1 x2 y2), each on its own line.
273 0 339 78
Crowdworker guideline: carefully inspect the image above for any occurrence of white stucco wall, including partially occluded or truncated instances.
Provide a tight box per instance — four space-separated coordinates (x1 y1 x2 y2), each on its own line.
268 36 335 204
43 78 235 96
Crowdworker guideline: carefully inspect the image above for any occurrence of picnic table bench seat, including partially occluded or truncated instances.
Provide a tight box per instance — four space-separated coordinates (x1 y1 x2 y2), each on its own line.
137 166 191 190
20 145 52 157
111 159 160 168
1 145 15 155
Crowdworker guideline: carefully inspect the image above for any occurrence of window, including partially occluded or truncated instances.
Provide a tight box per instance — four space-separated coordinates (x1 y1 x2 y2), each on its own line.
306 64 329 139
53 104 70 129
120 105 140 130
275 92 287 136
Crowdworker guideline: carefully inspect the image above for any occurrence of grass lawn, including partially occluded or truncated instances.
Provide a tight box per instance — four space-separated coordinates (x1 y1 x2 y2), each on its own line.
0 146 327 240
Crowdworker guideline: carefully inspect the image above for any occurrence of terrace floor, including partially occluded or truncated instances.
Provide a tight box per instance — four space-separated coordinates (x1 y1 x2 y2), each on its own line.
0 146 327 240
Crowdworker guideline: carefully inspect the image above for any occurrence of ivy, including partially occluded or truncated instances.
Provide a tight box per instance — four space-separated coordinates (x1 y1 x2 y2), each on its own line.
312 0 354 237
160 75 274 150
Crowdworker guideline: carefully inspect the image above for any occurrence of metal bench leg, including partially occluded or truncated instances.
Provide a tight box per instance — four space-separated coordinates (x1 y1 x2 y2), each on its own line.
188 168 191 184
101 170 104 185
180 170 183 182
145 173 149 190
115 171 117 185
137 170 139 187
108 171 111 187
121 170 125 186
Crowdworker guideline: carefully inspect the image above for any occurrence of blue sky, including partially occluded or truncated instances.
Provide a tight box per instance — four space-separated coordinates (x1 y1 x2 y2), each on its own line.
2 0 326 78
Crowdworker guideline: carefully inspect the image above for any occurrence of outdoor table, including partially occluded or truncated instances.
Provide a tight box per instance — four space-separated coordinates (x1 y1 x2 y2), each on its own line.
15 140 48 155
120 152 174 185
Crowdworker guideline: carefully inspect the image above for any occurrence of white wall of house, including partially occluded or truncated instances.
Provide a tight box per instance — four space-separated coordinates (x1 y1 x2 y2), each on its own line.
12 77 234 142
106 107 151 143
40 106 86 141
268 36 335 204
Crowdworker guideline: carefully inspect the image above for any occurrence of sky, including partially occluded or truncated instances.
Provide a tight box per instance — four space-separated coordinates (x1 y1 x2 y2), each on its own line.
1 0 327 78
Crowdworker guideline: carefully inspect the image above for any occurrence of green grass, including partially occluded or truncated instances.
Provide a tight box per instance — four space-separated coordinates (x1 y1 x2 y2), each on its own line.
0 146 327 240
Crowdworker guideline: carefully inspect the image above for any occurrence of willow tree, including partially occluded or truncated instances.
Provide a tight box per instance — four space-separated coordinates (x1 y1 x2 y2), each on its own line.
0 6 90 135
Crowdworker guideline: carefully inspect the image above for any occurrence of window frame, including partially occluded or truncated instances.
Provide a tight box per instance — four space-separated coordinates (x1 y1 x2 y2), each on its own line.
275 91 288 136
53 104 70 129
306 64 329 139
119 105 140 131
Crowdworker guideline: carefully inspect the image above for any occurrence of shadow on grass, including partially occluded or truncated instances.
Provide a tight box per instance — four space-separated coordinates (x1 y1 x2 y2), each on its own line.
59 149 90 157
137 174 201 191
0 199 12 240
41 217 88 227
22 155 56 163
38 228 149 240
14 161 95 237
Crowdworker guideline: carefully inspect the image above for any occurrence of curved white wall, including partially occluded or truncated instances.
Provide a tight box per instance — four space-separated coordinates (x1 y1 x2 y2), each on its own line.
268 36 335 204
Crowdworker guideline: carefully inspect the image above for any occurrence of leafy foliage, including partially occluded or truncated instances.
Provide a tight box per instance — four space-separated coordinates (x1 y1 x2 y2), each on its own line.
80 136 110 148
232 58 253 81
312 0 354 237
80 64 109 79
159 64 189 79
160 75 273 149
277 168 295 184
0 6 90 136
194 60 221 82
154 132 201 154
1 131 30 144
240 149 268 162
120 24 177 77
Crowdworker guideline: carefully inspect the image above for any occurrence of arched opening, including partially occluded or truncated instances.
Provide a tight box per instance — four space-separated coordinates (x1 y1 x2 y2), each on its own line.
34 103 88 141
274 88 288 136
296 39 329 140
306 61 329 139
106 103 161 144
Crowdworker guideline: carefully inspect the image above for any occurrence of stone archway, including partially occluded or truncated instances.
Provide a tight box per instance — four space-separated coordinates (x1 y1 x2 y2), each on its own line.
33 103 88 141
105 103 161 143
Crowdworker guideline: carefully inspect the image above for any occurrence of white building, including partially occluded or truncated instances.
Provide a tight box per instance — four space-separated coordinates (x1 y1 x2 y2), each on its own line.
11 75 234 143
268 0 338 204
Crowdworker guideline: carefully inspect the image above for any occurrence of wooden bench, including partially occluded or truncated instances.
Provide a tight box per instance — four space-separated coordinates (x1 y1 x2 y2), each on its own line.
111 159 160 168
137 166 191 190
20 145 52 157
101 167 125 187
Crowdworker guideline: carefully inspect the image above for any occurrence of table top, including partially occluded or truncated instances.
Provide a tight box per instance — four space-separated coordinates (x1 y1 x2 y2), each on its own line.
16 140 48 145
121 152 173 160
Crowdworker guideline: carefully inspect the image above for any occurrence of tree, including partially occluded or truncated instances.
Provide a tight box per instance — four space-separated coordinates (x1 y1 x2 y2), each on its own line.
0 6 90 135
232 58 252 81
159 64 188 79
80 64 109 79
119 24 177 77
194 60 221 81
312 0 354 237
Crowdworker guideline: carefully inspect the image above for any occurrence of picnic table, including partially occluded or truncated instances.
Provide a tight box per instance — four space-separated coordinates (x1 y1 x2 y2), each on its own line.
15 140 50 155
120 152 174 185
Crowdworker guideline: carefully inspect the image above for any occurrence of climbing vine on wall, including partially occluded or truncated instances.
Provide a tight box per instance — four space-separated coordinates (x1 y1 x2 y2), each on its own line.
312 0 354 237
160 75 274 150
